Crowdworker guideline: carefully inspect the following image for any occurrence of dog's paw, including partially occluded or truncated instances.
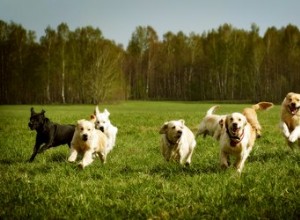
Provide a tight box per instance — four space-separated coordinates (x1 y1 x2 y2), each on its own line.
78 162 85 169
289 133 299 143
280 122 290 138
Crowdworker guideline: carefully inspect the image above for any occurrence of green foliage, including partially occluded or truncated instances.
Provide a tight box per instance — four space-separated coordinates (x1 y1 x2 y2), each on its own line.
0 102 300 219
1 20 300 104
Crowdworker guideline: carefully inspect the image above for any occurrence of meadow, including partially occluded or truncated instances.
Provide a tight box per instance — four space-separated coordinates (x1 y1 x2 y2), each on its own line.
0 102 300 219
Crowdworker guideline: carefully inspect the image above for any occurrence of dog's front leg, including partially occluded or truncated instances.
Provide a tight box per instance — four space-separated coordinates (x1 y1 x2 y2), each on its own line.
39 128 56 152
220 150 229 169
80 150 94 168
280 121 290 138
68 147 78 163
289 126 300 143
28 137 43 162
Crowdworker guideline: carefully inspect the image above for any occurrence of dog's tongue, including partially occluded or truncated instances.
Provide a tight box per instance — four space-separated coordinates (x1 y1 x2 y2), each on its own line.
289 106 298 115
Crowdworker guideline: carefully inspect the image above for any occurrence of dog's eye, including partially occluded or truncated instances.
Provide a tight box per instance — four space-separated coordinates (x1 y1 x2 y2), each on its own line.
96 121 100 124
238 118 241 122
230 118 233 121
172 126 176 129
80 128 84 131
289 98 293 102
88 128 91 131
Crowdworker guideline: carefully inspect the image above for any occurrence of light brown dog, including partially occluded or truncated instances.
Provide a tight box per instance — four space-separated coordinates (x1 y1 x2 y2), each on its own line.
280 92 300 148
68 116 108 168
219 102 273 173
159 120 196 166
196 105 225 140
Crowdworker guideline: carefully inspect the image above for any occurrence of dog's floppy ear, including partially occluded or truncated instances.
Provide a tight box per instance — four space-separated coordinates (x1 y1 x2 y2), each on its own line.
90 114 96 123
159 122 169 134
219 119 224 129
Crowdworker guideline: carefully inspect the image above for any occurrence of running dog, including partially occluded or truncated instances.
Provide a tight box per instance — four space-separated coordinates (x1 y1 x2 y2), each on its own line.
159 119 196 166
218 102 273 173
28 107 75 162
196 105 225 140
94 106 118 155
68 117 108 168
280 92 300 148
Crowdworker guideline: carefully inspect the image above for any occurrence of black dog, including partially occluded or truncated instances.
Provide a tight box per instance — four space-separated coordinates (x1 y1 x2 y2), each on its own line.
28 107 75 162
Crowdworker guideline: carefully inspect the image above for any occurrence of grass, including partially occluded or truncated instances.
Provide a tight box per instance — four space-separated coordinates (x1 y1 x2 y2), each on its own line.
0 101 300 219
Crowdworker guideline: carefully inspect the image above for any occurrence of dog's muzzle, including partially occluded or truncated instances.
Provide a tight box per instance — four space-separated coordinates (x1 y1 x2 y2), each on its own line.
82 134 88 141
99 126 104 132
289 103 300 115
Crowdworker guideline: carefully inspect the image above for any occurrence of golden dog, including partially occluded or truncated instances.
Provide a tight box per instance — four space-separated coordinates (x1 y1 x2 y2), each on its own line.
68 116 108 168
196 105 225 140
280 92 300 148
159 120 196 166
219 102 273 173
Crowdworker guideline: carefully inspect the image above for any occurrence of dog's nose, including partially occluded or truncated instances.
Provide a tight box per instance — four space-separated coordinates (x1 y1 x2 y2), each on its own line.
232 123 238 128
291 103 296 108
82 134 88 141
100 126 104 132
177 130 182 136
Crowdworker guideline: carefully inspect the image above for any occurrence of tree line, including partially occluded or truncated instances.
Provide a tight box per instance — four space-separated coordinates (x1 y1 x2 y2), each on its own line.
0 20 299 104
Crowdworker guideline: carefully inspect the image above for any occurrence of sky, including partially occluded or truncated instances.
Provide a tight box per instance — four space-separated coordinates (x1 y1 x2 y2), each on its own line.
1 0 299 47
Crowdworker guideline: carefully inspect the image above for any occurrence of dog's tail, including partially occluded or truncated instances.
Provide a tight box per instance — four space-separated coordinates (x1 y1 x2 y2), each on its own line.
243 102 273 138
206 105 219 116
251 102 274 111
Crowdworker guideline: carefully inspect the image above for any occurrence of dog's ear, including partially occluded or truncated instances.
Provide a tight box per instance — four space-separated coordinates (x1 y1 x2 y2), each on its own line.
159 122 169 134
219 119 224 128
41 109 46 115
104 109 110 117
225 115 230 130
30 107 35 115
90 114 96 123
179 119 185 126
95 106 100 116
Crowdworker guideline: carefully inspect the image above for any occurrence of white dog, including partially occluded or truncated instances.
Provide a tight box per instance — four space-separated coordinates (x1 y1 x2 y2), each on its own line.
68 118 108 168
280 92 300 148
196 105 225 140
219 113 254 173
159 120 196 166
94 106 118 155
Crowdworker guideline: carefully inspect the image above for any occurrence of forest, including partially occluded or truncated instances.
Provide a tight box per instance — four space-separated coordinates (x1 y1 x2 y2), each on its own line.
0 20 299 104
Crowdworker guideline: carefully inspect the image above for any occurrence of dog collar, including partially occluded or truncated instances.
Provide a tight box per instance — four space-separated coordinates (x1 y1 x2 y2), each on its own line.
166 136 179 146
226 128 244 147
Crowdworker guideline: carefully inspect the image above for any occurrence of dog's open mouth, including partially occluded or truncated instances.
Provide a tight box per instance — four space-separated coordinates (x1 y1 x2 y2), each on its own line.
230 126 240 136
289 104 300 115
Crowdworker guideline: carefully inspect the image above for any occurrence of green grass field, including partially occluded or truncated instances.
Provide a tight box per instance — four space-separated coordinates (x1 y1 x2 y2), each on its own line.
0 102 300 219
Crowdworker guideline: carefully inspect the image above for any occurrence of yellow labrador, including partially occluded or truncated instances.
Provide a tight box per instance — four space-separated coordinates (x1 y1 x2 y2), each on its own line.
159 120 196 166
280 92 300 148
68 117 107 168
196 105 225 140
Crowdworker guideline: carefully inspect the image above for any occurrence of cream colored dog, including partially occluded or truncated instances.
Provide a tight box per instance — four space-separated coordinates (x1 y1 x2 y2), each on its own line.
197 102 273 141
94 106 118 155
196 105 225 140
68 117 108 168
219 102 273 173
219 113 253 173
159 120 196 166
280 92 300 147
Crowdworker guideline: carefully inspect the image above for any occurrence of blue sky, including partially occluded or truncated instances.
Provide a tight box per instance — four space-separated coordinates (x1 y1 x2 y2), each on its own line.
1 0 299 47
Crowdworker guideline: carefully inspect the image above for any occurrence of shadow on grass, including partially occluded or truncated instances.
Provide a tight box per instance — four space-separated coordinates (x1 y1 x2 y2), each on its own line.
149 163 220 178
